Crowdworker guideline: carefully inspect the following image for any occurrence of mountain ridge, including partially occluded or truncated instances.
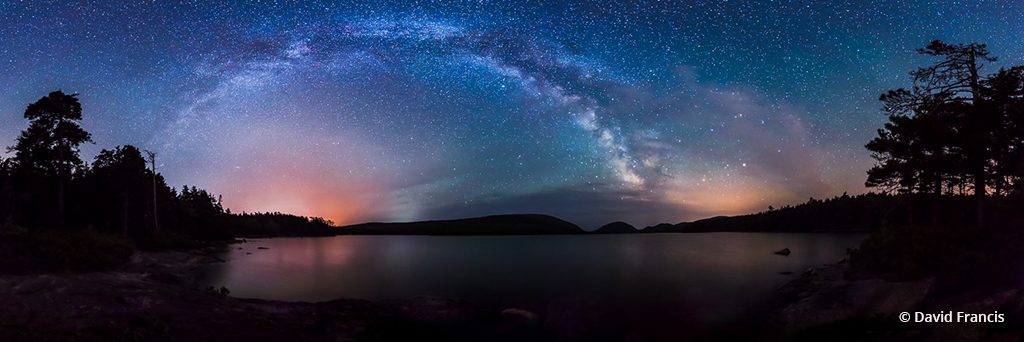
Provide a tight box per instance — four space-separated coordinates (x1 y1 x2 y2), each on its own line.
337 214 585 235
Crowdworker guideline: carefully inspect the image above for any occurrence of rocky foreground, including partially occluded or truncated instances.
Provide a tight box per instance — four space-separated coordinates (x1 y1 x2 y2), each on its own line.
9 245 1024 341
774 261 1024 341
0 248 542 341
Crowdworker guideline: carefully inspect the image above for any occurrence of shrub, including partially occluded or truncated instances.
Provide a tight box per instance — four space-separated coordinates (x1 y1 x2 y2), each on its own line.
134 231 199 251
847 223 1022 285
0 229 135 274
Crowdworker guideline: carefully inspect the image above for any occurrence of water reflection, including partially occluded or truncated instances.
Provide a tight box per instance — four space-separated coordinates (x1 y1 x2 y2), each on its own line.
202 233 864 336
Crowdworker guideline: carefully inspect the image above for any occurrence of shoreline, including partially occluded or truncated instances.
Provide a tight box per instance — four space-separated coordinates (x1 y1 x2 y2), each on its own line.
0 247 549 341
247 230 873 237
0 244 791 340
11 238 1017 340
770 260 1024 340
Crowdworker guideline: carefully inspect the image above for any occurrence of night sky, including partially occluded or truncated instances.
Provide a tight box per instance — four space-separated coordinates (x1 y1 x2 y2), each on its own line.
1 1 1021 228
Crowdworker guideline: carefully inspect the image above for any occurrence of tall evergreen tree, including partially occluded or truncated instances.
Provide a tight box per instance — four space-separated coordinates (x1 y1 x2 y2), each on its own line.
82 145 150 236
984 67 1024 195
867 41 1003 226
10 91 92 229
913 41 997 224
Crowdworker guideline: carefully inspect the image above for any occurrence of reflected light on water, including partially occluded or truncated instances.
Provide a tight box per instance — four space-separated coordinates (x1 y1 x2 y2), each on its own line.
201 233 864 337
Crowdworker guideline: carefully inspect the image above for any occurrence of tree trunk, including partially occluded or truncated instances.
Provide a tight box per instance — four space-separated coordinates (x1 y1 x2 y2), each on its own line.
151 159 160 234
152 181 160 234
975 171 986 227
122 193 129 237
967 47 986 228
907 195 917 226
57 147 65 230
932 177 942 225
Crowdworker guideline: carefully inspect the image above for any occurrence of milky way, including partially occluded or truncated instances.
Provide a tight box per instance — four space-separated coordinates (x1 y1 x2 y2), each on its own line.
1 1 1022 228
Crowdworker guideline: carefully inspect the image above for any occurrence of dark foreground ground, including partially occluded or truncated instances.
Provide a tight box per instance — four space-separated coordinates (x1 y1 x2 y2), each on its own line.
4 244 1024 341
775 262 1024 341
0 247 560 341
0 244 781 341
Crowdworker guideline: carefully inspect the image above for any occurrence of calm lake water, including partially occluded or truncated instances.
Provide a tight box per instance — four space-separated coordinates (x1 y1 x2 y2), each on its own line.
201 233 864 338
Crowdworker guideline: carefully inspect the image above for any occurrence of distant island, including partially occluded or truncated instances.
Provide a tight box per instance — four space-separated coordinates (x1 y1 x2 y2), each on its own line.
336 214 584 235
332 193 902 235
592 221 638 234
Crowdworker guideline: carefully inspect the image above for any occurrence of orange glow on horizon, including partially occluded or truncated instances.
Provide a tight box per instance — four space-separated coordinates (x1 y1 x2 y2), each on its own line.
205 119 394 226
665 176 798 221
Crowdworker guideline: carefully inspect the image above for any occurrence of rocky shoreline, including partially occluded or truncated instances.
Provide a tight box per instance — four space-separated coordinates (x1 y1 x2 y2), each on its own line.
8 245 1022 341
773 261 1024 340
0 247 542 341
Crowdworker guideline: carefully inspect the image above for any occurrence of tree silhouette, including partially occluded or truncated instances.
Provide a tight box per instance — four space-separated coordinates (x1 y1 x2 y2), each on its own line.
866 41 1024 226
81 145 151 236
145 149 160 234
913 41 997 224
10 91 92 229
865 112 922 194
0 90 339 250
984 67 1024 195
0 156 13 225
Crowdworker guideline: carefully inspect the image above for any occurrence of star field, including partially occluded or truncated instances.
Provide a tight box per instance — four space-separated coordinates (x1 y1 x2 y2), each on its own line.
1 0 1022 228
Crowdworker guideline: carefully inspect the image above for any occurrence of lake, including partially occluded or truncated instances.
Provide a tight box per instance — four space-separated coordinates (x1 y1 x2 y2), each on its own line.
201 233 865 339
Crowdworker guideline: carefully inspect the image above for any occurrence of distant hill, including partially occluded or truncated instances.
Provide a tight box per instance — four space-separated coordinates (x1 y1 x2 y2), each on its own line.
640 223 679 233
337 214 585 235
642 193 911 233
338 193 916 235
592 221 637 234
